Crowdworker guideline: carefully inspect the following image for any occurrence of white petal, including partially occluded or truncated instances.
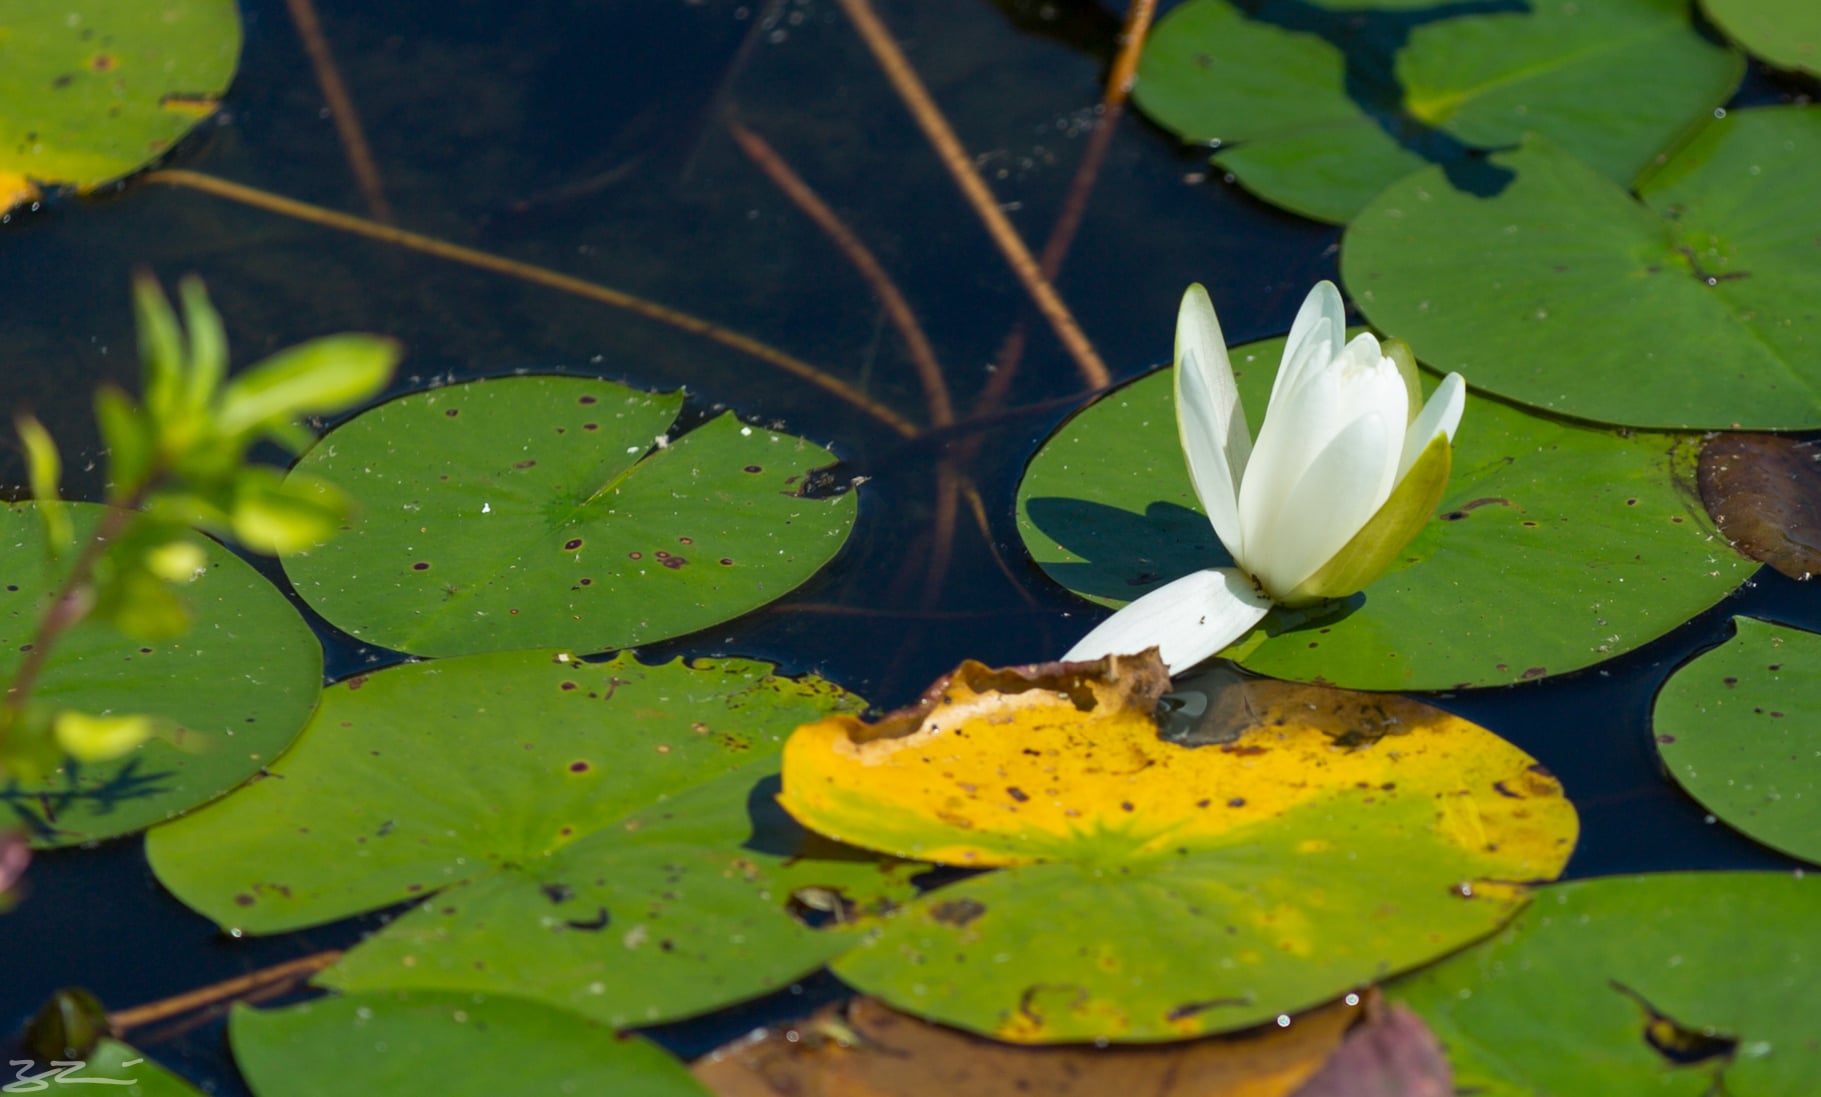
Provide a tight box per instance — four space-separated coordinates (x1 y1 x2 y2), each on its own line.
1245 411 1402 597
1237 331 1407 567
1062 567 1273 676
1173 285 1250 560
1395 371 1466 481
1270 280 1347 407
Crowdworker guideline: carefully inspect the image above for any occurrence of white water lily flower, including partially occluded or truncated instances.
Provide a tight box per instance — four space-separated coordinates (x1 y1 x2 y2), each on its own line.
1064 280 1465 675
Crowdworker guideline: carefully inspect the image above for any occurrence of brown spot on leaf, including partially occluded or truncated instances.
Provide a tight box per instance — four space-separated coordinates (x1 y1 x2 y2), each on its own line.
929 898 987 927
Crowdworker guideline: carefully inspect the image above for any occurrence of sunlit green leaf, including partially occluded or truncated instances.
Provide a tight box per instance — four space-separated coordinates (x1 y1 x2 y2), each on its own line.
1343 108 1821 429
1134 0 1738 223
232 991 709 1097
15 415 69 550
149 651 919 1025
0 0 240 211
52 710 158 763
89 559 192 640
282 376 856 658
1388 872 1821 1094
1017 336 1750 690
94 387 156 503
227 468 348 555
1701 0 1821 76
215 334 400 439
134 273 189 437
1654 618 1821 865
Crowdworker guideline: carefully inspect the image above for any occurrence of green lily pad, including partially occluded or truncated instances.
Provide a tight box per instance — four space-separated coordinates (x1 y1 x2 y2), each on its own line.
1702 0 1821 76
282 376 853 658
1388 872 1821 1095
231 990 709 1097
320 759 917 1026
1654 618 1821 864
782 664 1576 1042
0 503 321 847
1133 0 1424 224
0 0 240 209
1343 108 1821 429
24 1040 208 1096
1017 339 1750 690
1133 0 1738 224
148 650 920 1025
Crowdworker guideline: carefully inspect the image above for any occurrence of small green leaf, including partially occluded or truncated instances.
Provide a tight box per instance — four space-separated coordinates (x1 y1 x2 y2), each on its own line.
176 275 227 416
15 414 70 551
52 710 158 763
215 334 400 439
94 387 156 503
90 561 191 641
227 468 348 555
133 273 188 436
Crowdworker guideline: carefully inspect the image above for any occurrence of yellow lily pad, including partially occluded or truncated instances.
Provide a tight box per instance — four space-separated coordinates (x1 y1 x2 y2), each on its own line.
780 653 1577 1041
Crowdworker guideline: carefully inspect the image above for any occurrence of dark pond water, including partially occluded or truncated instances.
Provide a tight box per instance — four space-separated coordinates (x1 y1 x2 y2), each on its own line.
1 0 1816 1090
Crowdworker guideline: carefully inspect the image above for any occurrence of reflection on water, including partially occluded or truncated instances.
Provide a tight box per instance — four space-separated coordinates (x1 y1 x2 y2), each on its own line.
0 0 1813 1087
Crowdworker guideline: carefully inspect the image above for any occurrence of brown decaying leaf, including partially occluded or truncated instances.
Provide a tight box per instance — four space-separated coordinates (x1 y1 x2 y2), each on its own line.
1288 989 1451 1097
1698 432 1821 580
692 995 1361 1097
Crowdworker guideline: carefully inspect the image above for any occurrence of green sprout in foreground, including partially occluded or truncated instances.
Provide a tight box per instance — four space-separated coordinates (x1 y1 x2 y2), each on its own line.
1 273 398 781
